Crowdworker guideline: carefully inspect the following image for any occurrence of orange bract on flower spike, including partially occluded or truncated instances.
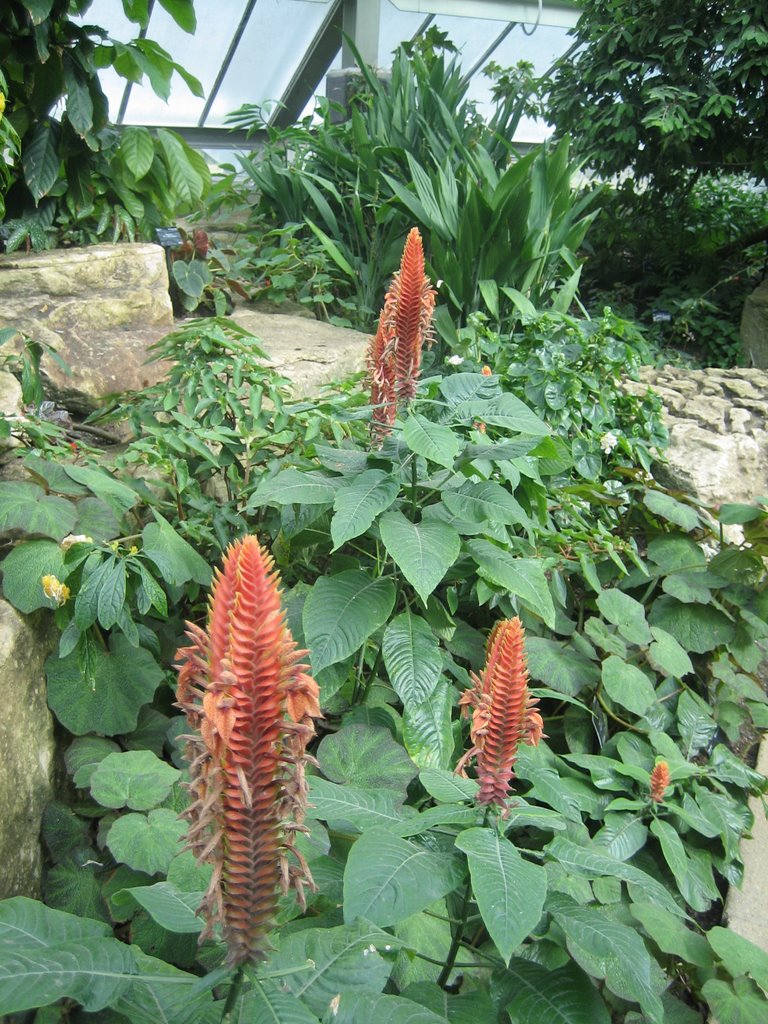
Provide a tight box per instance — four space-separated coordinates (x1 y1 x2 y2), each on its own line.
366 227 436 441
455 617 544 811
175 536 321 967
649 760 671 803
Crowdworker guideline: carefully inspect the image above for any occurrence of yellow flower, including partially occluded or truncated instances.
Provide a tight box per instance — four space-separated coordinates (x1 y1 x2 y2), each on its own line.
0 92 5 121
41 575 70 607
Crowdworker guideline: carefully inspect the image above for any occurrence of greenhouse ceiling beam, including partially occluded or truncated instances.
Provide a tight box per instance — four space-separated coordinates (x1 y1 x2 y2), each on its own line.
271 0 345 128
389 0 581 28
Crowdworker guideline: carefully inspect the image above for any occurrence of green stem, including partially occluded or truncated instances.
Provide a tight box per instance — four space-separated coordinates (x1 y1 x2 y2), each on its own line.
220 965 246 1023
437 877 472 989
410 456 418 522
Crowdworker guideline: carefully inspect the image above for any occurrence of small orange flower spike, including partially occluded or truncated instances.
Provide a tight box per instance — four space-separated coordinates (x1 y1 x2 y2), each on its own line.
456 617 544 810
649 760 671 803
367 227 436 441
176 536 321 966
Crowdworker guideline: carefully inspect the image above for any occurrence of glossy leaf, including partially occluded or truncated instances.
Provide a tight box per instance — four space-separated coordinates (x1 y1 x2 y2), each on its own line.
456 827 547 963
402 414 461 468
379 512 460 604
601 656 657 717
382 611 443 706
304 571 396 673
402 681 454 769
500 959 611 1024
331 470 399 549
467 540 556 626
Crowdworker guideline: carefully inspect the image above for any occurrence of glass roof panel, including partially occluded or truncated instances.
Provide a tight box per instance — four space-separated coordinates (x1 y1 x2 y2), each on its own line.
203 0 333 126
429 13 508 70
123 0 240 125
378 1 427 62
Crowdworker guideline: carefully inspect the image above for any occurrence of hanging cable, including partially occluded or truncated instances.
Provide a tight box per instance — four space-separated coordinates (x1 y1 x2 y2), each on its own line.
521 0 543 36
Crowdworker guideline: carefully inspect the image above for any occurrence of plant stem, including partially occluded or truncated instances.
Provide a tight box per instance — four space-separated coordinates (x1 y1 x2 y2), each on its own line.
220 965 246 1023
410 456 418 521
437 877 472 989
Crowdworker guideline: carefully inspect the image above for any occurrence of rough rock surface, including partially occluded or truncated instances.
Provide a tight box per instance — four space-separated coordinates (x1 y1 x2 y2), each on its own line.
0 243 174 413
741 277 768 368
232 308 368 396
724 738 768 956
624 366 768 506
0 600 57 899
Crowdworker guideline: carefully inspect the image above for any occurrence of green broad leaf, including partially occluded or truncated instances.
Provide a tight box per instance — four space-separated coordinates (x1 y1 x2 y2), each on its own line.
595 589 652 645
661 571 717 604
172 259 211 299
2 539 66 612
62 61 94 138
439 371 499 412
501 958 611 1024
327 992 446 1024
525 637 599 695
63 464 139 512
677 690 718 757
22 122 60 202
419 768 479 803
647 534 706 573
304 571 396 673
0 482 77 540
74 497 120 541
643 490 700 532
601 656 657 717
467 540 556 627
480 393 550 436
443 481 529 527
0 897 135 1013
110 953 212 1024
45 635 163 736
719 503 766 525
344 827 465 926
382 611 443 707
545 837 682 915
106 809 186 875
233 979 320 1023
593 814 648 861
120 125 155 179
379 512 460 605
96 557 127 629
264 921 393 1017
548 895 666 1023
391 805 479 839
401 981 494 1023
647 626 693 678
701 978 768 1024
65 736 120 788
141 513 211 587
648 595 735 653
456 828 546 964
331 470 399 550
308 777 416 832
707 928 768 991
157 128 205 204
402 681 454 769
253 468 338 506
629 902 714 969
115 882 203 934
20 1 56 26
709 744 768 791
44 856 108 923
402 414 461 468
156 0 196 32
89 750 180 811
317 724 418 794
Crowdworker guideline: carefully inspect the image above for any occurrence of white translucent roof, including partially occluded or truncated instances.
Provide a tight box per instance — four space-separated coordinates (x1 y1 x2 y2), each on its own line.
83 0 577 143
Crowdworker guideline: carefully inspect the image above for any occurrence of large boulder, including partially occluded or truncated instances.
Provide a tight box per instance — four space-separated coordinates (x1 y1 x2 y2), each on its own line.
231 308 368 397
625 366 768 506
741 277 768 368
0 243 174 413
0 600 57 899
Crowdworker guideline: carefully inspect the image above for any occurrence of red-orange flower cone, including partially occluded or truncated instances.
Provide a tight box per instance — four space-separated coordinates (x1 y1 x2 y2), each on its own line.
367 227 436 441
649 760 671 803
456 617 544 809
176 536 321 966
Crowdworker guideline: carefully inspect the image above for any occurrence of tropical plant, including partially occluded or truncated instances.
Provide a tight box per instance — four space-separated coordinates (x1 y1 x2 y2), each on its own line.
0 233 766 1022
0 0 209 250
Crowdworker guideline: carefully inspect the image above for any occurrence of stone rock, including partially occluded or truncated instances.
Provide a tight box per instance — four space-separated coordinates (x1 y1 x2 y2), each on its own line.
0 370 23 451
740 277 768 368
0 600 57 899
231 308 369 397
0 244 174 414
626 366 768 506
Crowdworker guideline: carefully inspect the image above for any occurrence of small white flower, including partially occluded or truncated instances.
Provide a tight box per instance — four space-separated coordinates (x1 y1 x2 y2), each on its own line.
600 431 619 455
362 949 369 957
447 354 464 366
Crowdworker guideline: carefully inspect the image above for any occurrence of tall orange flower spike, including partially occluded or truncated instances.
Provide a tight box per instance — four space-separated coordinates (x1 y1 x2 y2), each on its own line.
649 760 671 803
176 536 321 966
456 617 544 810
367 226 436 440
